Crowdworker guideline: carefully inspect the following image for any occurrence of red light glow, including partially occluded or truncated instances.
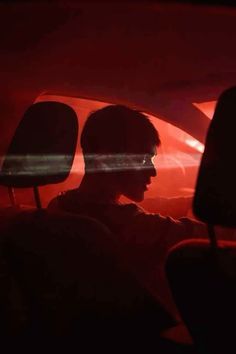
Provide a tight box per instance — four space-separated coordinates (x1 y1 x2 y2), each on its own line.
185 138 204 153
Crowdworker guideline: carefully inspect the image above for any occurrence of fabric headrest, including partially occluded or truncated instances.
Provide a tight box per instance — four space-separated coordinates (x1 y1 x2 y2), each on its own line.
0 101 78 187
193 87 236 227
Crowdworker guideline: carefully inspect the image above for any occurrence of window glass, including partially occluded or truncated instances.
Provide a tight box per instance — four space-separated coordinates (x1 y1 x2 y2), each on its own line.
35 94 207 212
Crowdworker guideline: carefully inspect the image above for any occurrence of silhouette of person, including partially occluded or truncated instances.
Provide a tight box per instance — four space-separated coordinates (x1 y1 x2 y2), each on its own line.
48 105 208 307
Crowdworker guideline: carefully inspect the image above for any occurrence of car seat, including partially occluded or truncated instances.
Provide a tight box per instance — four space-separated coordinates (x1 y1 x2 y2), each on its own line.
166 87 236 354
0 100 78 336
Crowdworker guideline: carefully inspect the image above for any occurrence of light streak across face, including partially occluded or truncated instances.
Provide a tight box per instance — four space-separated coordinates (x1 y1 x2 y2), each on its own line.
0 152 202 176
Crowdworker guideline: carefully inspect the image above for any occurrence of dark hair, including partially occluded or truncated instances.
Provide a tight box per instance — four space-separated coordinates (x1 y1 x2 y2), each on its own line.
81 105 160 161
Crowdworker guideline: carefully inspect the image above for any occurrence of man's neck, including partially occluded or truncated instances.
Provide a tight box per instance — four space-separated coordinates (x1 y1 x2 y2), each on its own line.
77 173 120 204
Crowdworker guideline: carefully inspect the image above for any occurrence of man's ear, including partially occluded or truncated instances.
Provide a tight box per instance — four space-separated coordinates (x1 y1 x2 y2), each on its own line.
93 153 112 172
83 153 109 173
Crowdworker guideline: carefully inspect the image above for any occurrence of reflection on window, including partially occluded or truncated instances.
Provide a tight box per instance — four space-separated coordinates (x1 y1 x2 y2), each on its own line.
193 100 216 119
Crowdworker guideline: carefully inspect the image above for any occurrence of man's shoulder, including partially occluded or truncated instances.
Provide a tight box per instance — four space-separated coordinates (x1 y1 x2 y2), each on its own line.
47 197 58 211
47 188 78 211
118 202 145 215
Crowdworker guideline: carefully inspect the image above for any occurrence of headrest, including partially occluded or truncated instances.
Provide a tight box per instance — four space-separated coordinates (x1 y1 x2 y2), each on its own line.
193 87 236 227
0 101 78 188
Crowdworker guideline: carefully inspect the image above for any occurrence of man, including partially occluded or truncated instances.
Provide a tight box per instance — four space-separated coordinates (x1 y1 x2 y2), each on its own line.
48 105 207 308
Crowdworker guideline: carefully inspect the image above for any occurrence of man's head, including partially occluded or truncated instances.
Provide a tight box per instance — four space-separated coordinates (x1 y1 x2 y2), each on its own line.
81 104 160 201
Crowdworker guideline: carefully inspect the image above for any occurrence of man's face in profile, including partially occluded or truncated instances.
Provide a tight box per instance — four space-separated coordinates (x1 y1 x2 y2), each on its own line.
117 145 157 202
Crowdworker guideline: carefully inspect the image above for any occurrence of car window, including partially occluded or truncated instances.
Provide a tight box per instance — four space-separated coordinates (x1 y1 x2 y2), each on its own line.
34 94 214 216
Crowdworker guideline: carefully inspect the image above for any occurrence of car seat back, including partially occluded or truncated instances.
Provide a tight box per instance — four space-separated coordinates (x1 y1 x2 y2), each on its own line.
166 87 236 354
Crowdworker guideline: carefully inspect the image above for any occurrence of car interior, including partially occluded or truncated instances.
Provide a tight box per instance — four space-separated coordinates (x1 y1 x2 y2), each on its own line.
0 0 236 351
